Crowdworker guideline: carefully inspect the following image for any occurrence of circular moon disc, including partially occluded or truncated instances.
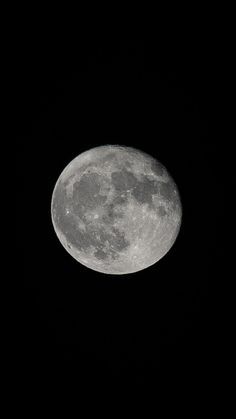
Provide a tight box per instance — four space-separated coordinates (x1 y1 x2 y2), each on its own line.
51 145 182 275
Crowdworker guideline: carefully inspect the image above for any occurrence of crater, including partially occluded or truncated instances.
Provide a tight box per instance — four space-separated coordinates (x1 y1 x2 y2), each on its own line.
113 195 127 206
124 160 133 169
100 152 117 163
94 249 108 260
157 205 167 217
151 160 164 177
159 181 175 202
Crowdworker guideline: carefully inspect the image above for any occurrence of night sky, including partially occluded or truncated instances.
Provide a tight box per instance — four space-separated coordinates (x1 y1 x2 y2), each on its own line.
19 38 223 387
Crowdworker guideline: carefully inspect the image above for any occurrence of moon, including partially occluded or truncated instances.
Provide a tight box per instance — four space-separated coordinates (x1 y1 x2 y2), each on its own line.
51 145 182 275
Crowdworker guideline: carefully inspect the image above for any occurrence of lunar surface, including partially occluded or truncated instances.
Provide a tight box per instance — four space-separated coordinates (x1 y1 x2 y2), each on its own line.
51 145 182 274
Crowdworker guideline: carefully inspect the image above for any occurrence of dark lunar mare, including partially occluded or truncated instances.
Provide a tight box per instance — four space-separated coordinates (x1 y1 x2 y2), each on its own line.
111 168 160 208
132 177 158 205
111 169 138 192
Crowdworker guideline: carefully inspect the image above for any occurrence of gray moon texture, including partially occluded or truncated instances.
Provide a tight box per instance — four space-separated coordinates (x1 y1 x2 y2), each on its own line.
51 145 182 275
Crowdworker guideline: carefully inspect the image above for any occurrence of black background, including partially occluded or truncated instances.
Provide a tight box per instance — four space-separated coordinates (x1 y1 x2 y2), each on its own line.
19 38 223 386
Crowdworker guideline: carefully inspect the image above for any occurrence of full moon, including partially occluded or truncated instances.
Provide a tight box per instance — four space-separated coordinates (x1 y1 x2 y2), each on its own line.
51 145 182 274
